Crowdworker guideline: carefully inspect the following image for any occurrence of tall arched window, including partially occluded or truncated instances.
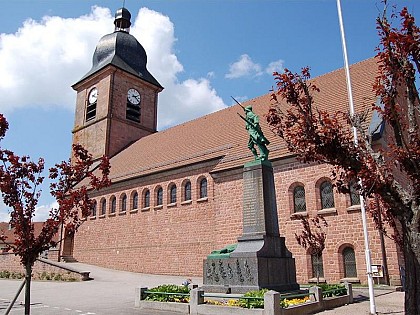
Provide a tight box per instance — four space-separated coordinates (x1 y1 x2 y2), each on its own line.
101 199 106 215
311 253 324 278
343 247 357 277
144 190 150 208
184 181 191 201
156 187 163 206
121 194 127 212
91 201 97 217
199 178 208 198
132 192 138 210
293 185 306 212
110 196 116 214
320 181 335 209
349 181 361 206
169 185 177 204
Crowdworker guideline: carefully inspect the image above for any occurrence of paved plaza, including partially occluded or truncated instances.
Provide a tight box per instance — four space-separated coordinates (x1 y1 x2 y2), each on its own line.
0 263 404 315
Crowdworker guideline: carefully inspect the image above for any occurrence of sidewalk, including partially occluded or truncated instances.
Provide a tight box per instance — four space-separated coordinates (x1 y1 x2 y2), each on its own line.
318 288 404 315
0 262 405 314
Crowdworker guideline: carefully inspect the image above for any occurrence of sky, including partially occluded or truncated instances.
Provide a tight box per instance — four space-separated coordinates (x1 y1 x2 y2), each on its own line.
0 0 418 222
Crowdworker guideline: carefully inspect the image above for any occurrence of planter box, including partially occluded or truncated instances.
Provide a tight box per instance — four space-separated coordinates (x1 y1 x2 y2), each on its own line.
323 295 350 310
135 283 354 315
137 300 190 314
282 301 320 315
195 304 264 315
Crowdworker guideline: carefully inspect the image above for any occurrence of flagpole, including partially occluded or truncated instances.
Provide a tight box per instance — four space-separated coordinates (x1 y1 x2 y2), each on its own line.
336 1 376 314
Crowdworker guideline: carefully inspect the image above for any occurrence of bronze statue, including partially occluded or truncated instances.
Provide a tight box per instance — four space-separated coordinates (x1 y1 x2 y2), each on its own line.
233 97 270 161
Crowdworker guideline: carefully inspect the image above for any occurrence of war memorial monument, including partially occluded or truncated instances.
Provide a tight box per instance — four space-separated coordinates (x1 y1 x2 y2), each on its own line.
202 104 299 294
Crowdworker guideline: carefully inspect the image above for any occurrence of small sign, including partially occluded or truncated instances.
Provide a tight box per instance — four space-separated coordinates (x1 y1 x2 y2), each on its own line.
372 265 384 277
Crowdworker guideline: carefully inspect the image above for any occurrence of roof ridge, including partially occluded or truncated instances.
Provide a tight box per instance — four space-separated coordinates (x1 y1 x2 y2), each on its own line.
309 56 376 82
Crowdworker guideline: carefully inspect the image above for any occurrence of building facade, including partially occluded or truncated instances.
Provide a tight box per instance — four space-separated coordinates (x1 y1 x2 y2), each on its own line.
62 8 403 286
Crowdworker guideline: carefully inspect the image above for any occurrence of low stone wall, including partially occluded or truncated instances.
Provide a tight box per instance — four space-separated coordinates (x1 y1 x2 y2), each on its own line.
0 253 84 281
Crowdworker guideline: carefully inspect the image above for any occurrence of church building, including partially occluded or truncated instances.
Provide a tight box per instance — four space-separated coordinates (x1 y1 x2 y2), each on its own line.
61 7 403 286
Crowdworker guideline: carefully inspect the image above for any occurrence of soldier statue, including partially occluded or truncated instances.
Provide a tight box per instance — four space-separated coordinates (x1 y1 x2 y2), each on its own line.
234 99 270 161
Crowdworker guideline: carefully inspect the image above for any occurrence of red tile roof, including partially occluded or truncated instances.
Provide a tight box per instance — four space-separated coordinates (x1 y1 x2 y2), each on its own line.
103 57 379 183
0 222 59 244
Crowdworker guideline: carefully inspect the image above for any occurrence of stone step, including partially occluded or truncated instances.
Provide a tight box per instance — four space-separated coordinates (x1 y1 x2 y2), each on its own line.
60 256 78 263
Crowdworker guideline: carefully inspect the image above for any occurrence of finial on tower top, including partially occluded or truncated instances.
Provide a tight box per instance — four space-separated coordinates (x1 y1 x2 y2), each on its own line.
114 7 131 33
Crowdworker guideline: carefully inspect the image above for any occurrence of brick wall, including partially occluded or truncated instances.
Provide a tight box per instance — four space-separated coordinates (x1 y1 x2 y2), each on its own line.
0 250 80 279
71 157 402 286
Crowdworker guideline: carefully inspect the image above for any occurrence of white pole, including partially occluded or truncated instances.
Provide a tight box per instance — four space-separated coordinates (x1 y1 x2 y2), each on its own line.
336 1 376 314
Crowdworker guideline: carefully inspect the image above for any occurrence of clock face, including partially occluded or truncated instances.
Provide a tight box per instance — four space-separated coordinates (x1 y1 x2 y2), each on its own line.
88 87 98 104
127 88 141 105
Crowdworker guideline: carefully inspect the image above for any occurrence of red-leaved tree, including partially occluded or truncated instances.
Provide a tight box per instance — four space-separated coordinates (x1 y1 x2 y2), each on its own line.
295 215 328 285
0 114 110 315
266 4 419 314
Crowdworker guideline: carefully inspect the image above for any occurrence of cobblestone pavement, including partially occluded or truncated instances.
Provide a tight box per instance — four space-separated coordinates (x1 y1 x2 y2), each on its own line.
0 263 404 314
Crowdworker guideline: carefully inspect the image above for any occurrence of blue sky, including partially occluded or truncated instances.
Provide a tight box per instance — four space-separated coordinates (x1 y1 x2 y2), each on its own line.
0 0 418 221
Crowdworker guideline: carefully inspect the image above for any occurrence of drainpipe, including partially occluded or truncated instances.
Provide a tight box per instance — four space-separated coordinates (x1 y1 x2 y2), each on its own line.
376 196 390 285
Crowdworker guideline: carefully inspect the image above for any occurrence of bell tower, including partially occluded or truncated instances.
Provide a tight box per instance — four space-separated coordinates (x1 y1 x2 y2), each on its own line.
72 7 163 161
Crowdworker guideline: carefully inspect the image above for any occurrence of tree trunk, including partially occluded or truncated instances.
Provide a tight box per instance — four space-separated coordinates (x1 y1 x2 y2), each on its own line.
24 263 32 315
403 228 420 315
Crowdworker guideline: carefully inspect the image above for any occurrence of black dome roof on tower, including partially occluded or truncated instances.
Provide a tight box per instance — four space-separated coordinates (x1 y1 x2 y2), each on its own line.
74 8 162 89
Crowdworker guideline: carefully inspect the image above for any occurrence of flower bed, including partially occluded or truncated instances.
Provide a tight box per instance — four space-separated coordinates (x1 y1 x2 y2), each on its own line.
136 283 353 314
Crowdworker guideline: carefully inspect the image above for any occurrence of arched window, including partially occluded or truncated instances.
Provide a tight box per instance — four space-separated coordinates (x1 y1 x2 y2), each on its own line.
156 187 163 206
343 247 357 277
199 178 208 198
349 181 361 206
293 185 306 212
101 199 106 215
91 201 97 217
121 194 127 212
144 190 150 208
311 253 324 278
170 185 177 204
110 196 116 214
320 181 335 209
184 181 191 201
132 192 138 210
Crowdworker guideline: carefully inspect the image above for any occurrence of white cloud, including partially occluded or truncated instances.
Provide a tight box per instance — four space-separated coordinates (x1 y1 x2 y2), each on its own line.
131 8 226 129
0 6 226 129
33 201 59 222
0 6 113 113
159 78 225 127
225 54 263 79
0 199 57 222
265 59 284 75
0 198 10 222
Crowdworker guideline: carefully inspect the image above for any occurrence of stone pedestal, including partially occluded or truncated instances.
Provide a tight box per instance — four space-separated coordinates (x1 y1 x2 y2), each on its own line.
203 160 299 293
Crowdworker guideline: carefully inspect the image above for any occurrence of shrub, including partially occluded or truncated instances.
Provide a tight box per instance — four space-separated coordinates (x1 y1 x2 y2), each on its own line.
0 270 11 278
145 284 190 303
318 284 347 298
239 289 267 309
53 274 62 281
